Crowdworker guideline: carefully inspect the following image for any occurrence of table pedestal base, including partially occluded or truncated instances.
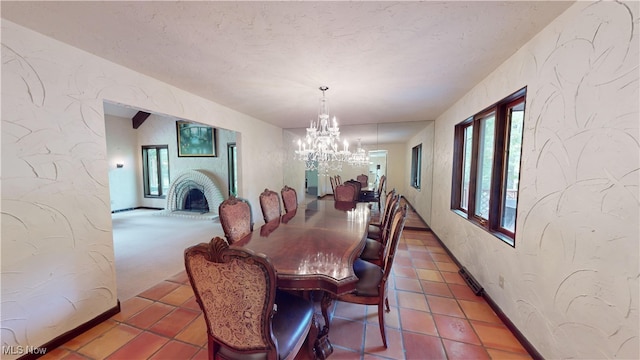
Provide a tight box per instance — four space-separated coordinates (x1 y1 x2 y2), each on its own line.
307 292 335 359
314 325 333 360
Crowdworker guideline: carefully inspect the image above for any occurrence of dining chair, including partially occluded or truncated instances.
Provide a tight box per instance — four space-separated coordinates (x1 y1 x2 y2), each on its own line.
281 185 298 213
333 204 408 348
374 175 386 210
218 195 254 245
360 193 401 267
368 189 398 242
344 180 361 201
334 184 356 202
259 188 282 223
329 176 336 195
185 237 314 360
335 175 342 185
356 174 368 188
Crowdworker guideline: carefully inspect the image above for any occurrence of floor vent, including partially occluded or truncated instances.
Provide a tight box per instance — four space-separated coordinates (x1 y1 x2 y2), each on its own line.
459 267 484 296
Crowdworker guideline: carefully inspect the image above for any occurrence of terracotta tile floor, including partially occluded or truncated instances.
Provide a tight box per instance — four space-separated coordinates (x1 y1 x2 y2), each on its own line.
42 206 531 360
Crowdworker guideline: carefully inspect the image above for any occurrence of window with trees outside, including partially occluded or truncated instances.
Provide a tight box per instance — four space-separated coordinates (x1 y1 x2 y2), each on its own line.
451 87 525 246
142 145 170 198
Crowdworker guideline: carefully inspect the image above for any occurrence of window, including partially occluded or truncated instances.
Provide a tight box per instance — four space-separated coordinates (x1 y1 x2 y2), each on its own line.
142 145 170 198
227 143 238 196
411 144 422 189
451 87 526 246
460 124 473 211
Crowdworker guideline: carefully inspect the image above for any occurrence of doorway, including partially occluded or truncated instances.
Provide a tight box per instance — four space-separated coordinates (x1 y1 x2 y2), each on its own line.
103 102 235 301
368 150 387 191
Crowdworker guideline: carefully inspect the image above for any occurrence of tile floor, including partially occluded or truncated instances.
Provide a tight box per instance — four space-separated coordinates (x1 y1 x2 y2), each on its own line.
41 206 532 360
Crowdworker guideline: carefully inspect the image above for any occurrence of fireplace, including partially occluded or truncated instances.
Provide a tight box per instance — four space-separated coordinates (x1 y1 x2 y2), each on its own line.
179 181 209 213
162 169 224 219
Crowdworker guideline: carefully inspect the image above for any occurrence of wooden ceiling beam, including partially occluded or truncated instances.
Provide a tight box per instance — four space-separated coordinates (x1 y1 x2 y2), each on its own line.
132 111 151 129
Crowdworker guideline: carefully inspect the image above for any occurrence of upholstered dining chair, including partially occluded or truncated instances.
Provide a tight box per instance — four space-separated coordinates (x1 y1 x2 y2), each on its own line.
374 175 387 210
360 193 401 267
218 195 254 245
367 190 399 242
185 237 314 360
346 180 362 201
260 188 282 223
334 184 356 202
333 204 408 348
281 185 298 213
356 174 368 188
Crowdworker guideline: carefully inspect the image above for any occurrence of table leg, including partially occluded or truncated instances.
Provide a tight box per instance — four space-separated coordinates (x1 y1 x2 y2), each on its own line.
321 293 334 333
309 292 334 359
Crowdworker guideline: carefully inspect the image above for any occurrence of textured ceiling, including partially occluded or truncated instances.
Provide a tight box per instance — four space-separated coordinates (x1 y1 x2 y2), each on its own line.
2 1 574 144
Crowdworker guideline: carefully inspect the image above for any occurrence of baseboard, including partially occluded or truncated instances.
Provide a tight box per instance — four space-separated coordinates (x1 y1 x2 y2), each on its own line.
111 206 163 213
428 229 543 360
17 301 121 360
397 198 431 231
482 292 543 360
111 207 135 213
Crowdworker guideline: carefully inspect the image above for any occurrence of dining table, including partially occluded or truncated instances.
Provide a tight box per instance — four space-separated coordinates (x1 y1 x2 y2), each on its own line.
234 199 371 359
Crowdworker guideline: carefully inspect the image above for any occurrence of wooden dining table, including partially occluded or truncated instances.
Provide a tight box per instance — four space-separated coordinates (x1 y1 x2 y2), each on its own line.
234 200 371 359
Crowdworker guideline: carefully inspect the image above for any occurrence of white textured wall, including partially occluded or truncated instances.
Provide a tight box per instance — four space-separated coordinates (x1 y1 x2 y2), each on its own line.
405 122 434 225
105 115 139 211
1 20 283 355
378 143 407 197
429 2 639 358
282 130 306 203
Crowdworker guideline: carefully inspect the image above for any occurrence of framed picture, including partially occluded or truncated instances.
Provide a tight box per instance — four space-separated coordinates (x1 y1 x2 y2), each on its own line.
176 120 217 157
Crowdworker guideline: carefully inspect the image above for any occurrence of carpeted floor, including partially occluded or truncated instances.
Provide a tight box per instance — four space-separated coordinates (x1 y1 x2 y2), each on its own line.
112 209 224 301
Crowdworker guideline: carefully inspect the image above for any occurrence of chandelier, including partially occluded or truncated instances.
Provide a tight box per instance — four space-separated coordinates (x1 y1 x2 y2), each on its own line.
348 138 370 168
295 86 351 173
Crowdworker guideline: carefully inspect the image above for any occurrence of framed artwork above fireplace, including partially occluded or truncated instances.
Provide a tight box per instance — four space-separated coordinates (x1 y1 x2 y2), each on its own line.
176 120 217 157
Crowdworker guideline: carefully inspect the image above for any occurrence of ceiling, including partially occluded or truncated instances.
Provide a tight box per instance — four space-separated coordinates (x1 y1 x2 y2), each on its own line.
2 1 573 145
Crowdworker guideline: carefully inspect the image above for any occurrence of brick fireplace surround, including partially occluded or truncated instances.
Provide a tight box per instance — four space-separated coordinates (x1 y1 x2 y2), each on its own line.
161 169 225 220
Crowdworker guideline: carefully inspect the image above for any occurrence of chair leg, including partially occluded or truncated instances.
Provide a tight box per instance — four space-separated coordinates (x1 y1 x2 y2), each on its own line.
378 300 387 348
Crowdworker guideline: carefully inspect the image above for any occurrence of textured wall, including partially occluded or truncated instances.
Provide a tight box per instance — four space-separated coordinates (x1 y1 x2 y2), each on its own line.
1 20 283 355
282 130 307 203
105 115 139 211
405 122 435 225
429 2 639 358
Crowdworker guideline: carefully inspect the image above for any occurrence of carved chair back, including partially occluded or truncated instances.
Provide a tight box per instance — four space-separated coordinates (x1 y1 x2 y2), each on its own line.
184 237 279 358
356 174 368 188
334 184 356 202
281 186 298 213
218 196 254 244
259 188 282 223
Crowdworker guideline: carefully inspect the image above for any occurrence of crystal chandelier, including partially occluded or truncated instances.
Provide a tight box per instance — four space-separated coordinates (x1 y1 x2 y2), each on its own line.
348 138 370 168
295 86 351 173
